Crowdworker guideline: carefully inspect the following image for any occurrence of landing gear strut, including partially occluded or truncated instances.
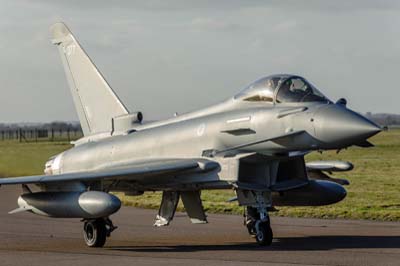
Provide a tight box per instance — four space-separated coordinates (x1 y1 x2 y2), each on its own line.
244 206 273 246
83 217 117 247
236 187 274 246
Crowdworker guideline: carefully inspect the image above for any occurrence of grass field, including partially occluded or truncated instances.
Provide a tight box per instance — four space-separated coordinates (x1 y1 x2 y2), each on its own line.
0 130 399 221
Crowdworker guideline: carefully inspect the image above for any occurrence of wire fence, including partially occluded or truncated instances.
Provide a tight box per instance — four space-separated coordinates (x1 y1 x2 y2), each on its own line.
0 128 83 142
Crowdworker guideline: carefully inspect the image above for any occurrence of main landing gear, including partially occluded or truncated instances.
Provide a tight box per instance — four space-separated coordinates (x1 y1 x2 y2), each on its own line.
244 206 273 246
83 217 117 247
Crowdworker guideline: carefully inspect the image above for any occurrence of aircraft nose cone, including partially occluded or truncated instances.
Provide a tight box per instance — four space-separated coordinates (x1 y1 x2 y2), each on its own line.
313 105 381 147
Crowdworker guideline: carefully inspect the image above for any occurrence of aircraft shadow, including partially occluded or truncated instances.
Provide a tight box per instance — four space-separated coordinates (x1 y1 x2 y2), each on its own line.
107 235 400 252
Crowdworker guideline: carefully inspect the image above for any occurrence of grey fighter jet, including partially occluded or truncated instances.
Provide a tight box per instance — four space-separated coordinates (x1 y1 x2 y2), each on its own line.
0 22 381 247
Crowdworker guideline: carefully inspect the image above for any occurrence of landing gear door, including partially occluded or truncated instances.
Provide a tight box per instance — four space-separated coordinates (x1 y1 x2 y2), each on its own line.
181 191 208 224
154 191 180 227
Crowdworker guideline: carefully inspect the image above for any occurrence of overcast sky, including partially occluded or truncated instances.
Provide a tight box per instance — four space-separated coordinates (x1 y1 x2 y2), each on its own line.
1 0 400 123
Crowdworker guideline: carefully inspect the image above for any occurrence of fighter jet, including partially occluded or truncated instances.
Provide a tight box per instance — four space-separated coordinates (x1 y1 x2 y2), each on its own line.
0 22 381 247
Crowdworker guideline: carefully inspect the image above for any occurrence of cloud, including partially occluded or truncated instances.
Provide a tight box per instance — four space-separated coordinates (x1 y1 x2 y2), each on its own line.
13 0 400 15
258 0 400 13
271 20 298 33
189 17 242 31
1 0 400 123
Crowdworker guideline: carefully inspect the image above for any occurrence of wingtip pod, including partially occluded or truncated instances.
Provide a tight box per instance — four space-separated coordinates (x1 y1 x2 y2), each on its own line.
50 22 72 44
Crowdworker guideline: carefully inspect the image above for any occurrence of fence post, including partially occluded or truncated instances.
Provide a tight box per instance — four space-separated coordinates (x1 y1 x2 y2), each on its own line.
22 129 27 143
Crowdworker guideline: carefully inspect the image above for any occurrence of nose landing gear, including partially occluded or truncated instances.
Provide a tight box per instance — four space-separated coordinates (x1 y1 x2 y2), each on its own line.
245 206 273 246
254 219 273 246
83 217 117 247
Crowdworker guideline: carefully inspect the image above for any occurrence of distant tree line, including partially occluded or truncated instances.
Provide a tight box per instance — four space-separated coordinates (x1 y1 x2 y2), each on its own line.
365 113 400 127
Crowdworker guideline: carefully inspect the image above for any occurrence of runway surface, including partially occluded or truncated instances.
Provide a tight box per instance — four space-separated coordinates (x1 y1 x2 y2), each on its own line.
0 186 399 266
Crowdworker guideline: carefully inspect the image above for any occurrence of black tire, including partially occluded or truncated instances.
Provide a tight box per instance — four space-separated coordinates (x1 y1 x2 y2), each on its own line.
246 221 256 236
255 222 273 246
245 207 259 236
83 219 107 247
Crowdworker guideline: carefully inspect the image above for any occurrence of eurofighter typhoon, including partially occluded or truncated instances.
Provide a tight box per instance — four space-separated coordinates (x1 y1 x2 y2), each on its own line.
0 23 382 247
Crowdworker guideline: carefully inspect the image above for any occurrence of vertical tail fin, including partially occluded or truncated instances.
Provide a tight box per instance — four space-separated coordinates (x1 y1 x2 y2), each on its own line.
50 22 129 136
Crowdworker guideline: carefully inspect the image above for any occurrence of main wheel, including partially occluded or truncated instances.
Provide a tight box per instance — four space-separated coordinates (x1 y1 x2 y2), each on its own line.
83 219 107 247
255 221 273 246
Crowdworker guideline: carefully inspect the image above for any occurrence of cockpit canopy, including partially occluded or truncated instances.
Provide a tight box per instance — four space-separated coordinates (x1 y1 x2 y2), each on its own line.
235 75 329 104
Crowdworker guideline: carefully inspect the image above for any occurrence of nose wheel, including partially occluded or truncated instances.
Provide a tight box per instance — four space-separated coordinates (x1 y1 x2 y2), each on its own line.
245 206 273 246
254 220 273 246
83 217 117 247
